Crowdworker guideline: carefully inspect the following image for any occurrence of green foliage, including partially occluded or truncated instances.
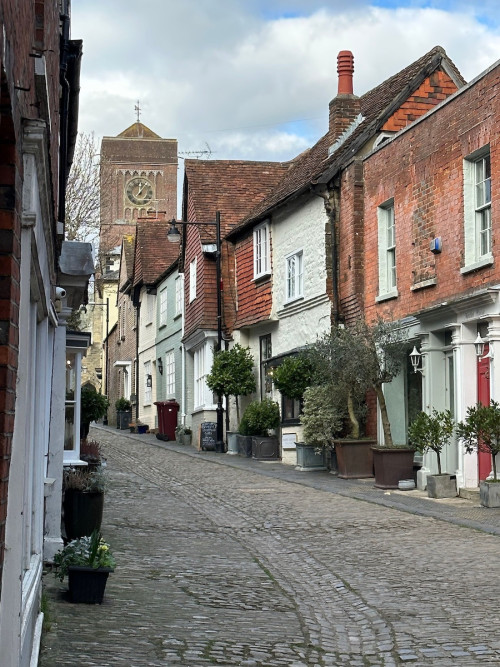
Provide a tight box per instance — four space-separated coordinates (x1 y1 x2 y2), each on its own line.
53 530 115 581
408 409 454 475
306 320 408 445
81 385 109 424
272 354 312 400
239 398 280 436
63 466 109 493
300 385 343 448
456 401 500 481
66 308 84 331
206 344 256 398
115 397 132 411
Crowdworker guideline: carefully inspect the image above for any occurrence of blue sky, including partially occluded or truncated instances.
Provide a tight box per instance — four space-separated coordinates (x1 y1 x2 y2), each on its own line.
72 0 500 165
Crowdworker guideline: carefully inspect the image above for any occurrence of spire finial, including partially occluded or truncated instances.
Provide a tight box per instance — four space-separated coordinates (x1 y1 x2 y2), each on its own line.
134 100 141 122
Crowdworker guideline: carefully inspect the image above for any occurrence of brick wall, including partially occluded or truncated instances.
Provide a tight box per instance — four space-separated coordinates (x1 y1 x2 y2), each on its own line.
0 0 61 593
362 63 500 325
234 232 273 328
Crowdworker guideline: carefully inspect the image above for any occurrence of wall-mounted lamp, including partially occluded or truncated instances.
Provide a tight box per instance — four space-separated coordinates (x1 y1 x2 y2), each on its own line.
474 333 485 358
146 374 153 388
157 358 163 375
409 346 424 374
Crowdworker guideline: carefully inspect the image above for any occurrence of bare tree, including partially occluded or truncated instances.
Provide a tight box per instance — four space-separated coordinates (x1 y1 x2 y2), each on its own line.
65 132 101 245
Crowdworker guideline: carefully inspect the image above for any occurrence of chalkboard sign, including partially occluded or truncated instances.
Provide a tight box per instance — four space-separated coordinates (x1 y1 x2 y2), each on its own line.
200 422 217 451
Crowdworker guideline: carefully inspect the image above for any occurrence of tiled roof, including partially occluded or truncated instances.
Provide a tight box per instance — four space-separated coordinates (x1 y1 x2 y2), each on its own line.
117 122 160 139
118 233 136 292
132 219 180 287
230 45 465 234
183 160 291 242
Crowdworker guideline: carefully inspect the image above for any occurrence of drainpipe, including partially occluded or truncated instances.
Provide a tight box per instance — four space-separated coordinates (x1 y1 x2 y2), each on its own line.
59 4 71 228
135 300 141 423
312 184 341 326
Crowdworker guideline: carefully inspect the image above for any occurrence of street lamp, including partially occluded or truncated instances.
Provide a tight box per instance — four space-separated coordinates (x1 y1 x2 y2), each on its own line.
167 212 224 452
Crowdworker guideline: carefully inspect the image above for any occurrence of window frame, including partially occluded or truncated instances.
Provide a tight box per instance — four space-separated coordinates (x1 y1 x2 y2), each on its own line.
175 275 183 316
143 360 152 405
285 249 304 303
253 222 270 280
189 256 197 303
159 287 168 327
376 199 398 302
462 146 493 274
165 350 175 396
193 341 216 410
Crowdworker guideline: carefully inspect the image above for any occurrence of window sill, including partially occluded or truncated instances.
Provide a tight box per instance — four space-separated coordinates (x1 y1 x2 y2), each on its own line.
460 255 494 275
174 312 182 320
159 323 167 329
375 289 398 303
253 272 271 284
411 278 437 292
283 295 304 307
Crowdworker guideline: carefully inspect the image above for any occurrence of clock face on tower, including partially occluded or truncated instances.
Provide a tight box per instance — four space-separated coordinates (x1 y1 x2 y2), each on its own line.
125 177 154 206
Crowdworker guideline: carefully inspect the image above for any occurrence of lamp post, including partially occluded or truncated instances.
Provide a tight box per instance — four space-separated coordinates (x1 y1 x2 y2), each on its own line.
167 212 224 452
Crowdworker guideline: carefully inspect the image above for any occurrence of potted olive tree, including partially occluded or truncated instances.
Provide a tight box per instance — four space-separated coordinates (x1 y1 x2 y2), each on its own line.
296 385 343 471
408 409 456 497
239 398 281 460
457 401 500 507
206 344 256 454
307 320 409 481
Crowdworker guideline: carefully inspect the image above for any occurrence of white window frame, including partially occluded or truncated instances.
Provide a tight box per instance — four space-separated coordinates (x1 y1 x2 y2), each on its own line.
285 249 304 303
175 274 184 316
144 360 152 405
145 293 154 325
462 146 492 273
253 222 270 279
189 256 197 302
165 350 175 396
193 341 215 410
159 288 167 327
376 200 398 301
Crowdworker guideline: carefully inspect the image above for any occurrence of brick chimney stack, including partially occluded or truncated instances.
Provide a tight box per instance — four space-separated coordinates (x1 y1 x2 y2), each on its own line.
329 50 360 142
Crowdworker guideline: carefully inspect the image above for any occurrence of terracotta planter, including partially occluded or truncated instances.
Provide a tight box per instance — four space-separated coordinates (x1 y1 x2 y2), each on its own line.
68 566 112 604
479 480 500 507
372 447 416 489
334 439 375 479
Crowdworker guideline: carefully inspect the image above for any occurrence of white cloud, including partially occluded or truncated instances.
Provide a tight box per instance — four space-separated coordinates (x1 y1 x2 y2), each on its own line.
72 1 500 167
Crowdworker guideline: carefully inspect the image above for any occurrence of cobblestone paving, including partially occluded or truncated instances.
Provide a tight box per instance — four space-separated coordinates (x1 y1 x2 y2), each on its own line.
40 429 500 666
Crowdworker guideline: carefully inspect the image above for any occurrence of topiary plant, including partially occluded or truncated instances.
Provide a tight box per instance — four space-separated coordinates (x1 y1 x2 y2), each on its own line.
407 409 454 475
115 397 132 411
238 398 280 437
456 401 500 481
272 354 312 400
300 385 343 449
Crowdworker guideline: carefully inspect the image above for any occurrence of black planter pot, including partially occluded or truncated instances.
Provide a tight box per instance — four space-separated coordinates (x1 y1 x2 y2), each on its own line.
252 436 280 460
68 565 112 603
63 490 104 541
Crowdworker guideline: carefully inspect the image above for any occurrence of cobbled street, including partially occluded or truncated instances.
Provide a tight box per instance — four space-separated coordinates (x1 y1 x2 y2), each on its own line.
40 428 500 667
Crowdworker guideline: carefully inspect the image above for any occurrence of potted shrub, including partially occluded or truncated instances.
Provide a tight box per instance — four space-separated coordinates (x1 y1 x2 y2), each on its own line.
408 409 456 497
306 320 408 479
239 398 281 460
79 439 104 470
115 397 132 430
63 466 109 541
206 344 256 450
54 529 115 604
457 401 500 507
272 354 312 401
296 384 342 471
80 385 109 439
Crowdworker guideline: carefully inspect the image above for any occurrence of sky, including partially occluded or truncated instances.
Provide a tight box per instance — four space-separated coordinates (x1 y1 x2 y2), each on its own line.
72 0 500 169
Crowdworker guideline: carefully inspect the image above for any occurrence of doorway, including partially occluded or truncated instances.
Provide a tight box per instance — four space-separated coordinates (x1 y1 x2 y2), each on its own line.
477 344 491 481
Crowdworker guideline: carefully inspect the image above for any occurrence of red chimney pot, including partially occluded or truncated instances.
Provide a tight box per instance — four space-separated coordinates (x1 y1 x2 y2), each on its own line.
337 50 354 95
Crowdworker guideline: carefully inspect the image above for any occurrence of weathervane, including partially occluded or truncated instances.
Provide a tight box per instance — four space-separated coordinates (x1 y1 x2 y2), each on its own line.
134 100 141 122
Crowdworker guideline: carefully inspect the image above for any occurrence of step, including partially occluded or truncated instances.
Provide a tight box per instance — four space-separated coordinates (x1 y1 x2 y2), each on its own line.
459 487 480 501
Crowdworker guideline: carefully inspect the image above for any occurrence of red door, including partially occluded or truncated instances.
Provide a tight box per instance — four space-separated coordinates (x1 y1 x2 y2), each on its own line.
477 344 491 481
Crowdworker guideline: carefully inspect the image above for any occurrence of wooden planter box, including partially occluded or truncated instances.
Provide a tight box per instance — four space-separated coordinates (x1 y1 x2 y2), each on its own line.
68 566 112 604
295 443 327 471
334 439 375 479
372 447 416 489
